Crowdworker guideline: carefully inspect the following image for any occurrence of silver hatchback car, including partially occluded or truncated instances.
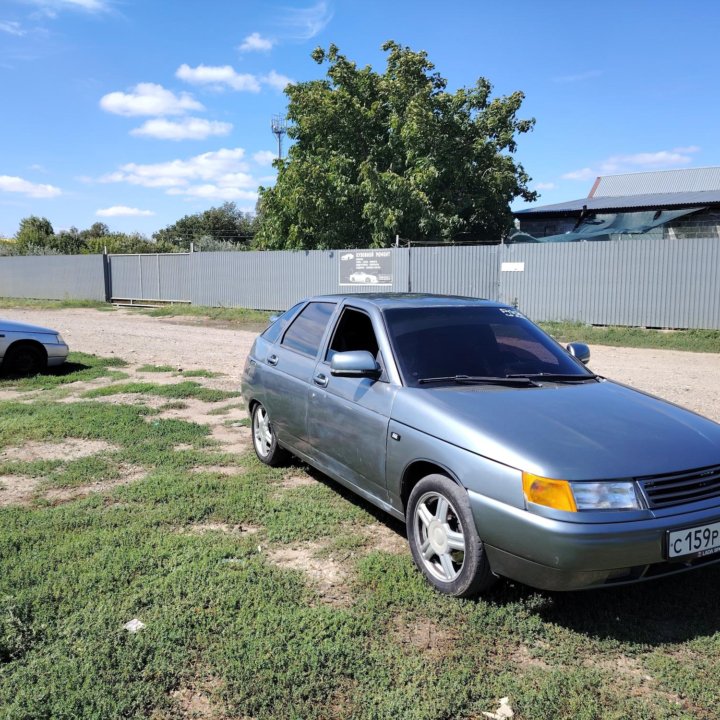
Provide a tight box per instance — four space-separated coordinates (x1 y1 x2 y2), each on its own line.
0 319 69 375
242 294 720 596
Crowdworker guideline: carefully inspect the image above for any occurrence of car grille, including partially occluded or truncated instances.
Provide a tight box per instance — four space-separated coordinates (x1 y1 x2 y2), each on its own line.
638 464 720 508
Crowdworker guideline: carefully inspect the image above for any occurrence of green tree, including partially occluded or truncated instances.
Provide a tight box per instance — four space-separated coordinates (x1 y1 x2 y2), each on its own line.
15 216 55 252
153 202 256 250
256 41 537 249
52 227 85 254
80 222 110 242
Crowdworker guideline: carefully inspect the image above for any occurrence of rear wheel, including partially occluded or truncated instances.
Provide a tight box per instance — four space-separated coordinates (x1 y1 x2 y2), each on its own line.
3 343 46 376
407 474 496 597
251 403 289 467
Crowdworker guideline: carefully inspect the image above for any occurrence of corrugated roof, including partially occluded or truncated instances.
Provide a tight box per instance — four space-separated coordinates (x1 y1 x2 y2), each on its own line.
591 167 720 197
514 191 720 217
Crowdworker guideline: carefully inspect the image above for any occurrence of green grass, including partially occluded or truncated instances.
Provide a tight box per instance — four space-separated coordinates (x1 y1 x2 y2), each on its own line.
541 321 720 354
207 403 245 416
0 298 113 310
82 380 240 403
140 304 271 325
136 364 175 373
2 360 720 719
0 352 128 390
179 369 223 378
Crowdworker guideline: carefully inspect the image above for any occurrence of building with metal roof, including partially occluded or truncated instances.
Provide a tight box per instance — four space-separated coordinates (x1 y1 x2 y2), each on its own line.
513 167 720 243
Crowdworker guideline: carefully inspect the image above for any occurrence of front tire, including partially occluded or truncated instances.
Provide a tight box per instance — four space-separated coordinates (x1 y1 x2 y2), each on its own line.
251 403 288 467
3 343 46 376
406 474 496 597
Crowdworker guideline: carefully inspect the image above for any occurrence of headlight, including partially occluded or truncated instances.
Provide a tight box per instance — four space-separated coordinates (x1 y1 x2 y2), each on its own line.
55 334 65 345
569 481 640 510
522 472 641 511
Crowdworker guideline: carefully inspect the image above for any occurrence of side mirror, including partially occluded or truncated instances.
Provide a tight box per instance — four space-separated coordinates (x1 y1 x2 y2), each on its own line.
330 350 380 378
567 342 591 365
268 314 280 324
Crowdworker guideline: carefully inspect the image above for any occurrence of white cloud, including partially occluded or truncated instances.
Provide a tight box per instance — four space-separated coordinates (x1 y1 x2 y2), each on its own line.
599 149 699 173
176 64 261 92
563 146 701 181
167 185 259 202
282 1 333 40
96 206 154 217
534 182 556 191
24 0 111 13
0 175 61 198
253 150 277 166
553 70 602 84
262 70 292 91
561 167 596 181
239 32 274 52
0 20 25 36
131 117 233 141
100 83 204 117
101 147 252 189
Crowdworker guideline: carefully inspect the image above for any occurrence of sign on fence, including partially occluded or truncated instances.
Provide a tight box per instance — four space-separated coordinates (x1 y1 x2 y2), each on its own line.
339 249 393 286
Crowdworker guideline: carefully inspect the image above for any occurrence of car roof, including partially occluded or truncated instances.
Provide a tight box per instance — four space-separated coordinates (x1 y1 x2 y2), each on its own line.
305 293 509 311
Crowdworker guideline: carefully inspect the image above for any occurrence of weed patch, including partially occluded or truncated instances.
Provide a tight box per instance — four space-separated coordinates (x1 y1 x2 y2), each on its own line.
0 352 127 391
542 321 720 354
82 380 239 403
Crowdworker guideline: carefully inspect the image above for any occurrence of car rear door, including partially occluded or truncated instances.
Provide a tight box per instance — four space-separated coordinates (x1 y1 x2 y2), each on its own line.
261 301 337 455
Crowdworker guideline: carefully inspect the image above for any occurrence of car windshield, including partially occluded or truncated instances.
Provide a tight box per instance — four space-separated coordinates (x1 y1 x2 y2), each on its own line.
383 305 593 387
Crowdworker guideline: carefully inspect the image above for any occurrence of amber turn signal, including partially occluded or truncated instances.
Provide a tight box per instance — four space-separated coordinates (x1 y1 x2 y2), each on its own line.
522 472 577 512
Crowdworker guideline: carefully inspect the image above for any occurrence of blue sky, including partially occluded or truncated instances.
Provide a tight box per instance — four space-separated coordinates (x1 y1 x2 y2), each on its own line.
1 0 719 238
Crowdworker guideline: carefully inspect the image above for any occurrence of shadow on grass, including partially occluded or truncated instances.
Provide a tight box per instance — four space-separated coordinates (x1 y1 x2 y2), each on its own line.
276 457 720 645
288 459 408 539
1 360 90 380
484 562 720 645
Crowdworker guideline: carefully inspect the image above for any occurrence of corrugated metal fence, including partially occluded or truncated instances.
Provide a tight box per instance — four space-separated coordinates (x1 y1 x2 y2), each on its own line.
1 237 719 329
0 254 106 302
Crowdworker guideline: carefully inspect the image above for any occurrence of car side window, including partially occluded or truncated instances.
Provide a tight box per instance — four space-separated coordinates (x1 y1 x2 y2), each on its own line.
281 302 336 357
261 302 304 344
326 308 379 360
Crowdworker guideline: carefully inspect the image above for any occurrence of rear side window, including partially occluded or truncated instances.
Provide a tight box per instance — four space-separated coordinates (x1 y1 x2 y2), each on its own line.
281 302 336 357
261 302 303 344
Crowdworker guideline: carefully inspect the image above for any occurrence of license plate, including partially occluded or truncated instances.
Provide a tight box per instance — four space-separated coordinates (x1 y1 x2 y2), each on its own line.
667 521 720 559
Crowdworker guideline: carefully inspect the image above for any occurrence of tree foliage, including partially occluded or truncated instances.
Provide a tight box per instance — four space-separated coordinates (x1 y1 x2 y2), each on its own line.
6 217 176 256
15 216 55 252
255 41 537 249
153 202 257 250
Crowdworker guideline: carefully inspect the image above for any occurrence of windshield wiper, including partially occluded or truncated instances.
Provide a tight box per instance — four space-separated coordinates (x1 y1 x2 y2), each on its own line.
506 372 598 382
418 375 541 387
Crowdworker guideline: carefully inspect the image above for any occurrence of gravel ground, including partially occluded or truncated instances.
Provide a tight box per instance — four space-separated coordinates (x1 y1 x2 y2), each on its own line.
3 306 720 422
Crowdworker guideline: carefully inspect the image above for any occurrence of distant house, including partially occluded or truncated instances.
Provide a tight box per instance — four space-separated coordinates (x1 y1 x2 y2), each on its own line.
512 167 720 243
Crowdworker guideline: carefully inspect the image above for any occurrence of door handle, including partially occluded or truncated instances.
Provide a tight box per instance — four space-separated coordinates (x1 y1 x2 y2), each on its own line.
313 373 329 388
267 354 279 366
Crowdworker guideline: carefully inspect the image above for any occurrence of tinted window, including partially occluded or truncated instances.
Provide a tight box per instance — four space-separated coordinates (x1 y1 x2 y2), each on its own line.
261 302 304 344
281 302 336 357
326 308 379 360
384 306 590 386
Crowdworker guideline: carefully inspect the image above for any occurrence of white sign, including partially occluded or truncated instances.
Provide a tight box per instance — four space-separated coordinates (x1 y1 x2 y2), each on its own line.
501 262 525 272
339 250 393 286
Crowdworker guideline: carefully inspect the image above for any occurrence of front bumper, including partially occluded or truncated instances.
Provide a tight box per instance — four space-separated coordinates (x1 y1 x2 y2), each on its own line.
46 342 69 366
468 490 720 591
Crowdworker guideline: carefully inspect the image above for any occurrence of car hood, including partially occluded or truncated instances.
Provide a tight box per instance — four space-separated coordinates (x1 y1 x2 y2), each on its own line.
0 319 58 335
392 380 720 480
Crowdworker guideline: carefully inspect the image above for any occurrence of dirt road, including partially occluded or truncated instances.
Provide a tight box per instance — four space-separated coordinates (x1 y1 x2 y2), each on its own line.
3 307 720 422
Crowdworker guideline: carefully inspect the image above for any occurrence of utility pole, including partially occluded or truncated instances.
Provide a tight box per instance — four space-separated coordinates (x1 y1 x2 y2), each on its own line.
271 115 287 160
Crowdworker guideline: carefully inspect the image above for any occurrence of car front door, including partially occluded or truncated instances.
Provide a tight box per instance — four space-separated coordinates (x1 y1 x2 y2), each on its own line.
307 306 398 500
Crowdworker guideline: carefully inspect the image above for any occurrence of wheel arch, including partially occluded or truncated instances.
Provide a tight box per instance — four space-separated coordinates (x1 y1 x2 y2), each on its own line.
400 459 463 513
2 339 48 365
